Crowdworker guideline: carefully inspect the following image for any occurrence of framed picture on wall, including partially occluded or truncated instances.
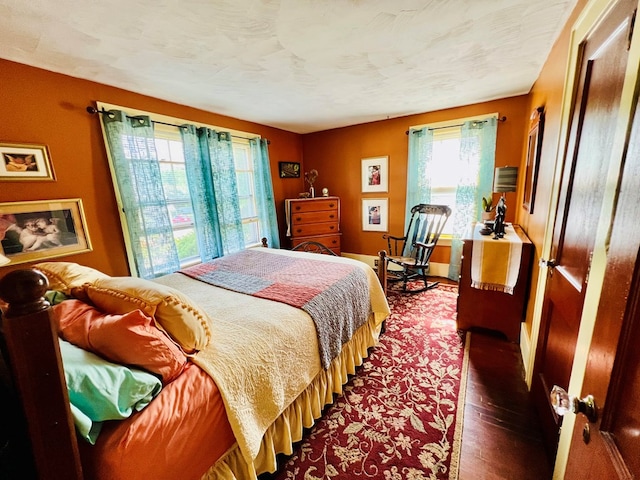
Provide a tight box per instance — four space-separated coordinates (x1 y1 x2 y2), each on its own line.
362 198 388 232
522 107 544 213
0 142 55 181
0 198 92 266
279 161 301 178
361 156 388 193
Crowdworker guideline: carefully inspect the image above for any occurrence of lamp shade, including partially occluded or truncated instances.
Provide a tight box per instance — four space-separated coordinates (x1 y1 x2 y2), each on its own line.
0 254 9 266
493 166 518 192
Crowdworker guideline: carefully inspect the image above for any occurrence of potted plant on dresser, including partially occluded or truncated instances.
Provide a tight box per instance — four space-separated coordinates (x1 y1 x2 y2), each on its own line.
482 196 494 222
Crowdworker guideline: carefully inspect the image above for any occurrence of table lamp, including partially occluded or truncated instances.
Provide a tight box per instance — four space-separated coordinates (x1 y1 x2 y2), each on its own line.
492 166 518 238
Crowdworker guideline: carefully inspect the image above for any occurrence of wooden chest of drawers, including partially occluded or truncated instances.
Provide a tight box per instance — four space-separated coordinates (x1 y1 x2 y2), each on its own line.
457 224 533 342
286 197 341 255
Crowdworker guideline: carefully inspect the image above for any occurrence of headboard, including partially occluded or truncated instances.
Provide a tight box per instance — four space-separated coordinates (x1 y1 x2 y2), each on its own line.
0 269 83 479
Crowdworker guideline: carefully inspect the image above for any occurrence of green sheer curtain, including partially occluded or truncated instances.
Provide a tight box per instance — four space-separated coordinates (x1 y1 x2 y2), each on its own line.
101 110 180 278
180 124 222 260
180 127 246 256
250 138 280 248
447 117 497 280
406 117 497 280
405 127 434 238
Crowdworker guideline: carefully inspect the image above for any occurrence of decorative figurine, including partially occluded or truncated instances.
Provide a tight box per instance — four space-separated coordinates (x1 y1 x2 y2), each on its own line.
493 196 507 239
322 187 329 197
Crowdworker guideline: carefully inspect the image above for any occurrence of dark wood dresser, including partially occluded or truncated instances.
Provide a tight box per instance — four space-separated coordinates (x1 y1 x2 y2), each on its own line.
457 224 533 342
286 197 341 255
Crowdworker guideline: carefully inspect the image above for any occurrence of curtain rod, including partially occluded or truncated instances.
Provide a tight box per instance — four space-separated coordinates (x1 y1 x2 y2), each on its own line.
86 106 269 143
405 116 507 135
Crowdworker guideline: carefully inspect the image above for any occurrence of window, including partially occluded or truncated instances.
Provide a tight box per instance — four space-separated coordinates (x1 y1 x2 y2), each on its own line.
99 102 277 278
408 114 497 280
232 140 261 246
154 126 199 264
428 126 479 236
153 125 263 265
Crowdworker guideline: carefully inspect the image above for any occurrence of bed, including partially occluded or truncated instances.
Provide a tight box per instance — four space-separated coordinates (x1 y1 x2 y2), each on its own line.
0 247 390 480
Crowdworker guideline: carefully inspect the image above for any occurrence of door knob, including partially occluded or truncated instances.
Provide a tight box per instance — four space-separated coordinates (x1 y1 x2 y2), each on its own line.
550 385 597 423
540 258 557 269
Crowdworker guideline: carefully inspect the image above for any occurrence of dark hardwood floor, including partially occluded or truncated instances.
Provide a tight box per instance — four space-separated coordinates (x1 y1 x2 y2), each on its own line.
459 329 552 480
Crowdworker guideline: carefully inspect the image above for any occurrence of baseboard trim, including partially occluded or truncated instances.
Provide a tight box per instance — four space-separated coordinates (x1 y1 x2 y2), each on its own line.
341 252 450 279
519 324 531 381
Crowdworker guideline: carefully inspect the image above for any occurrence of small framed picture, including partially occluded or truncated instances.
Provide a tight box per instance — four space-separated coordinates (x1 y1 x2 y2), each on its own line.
361 156 388 193
279 161 301 178
362 198 388 232
0 198 92 266
0 142 55 181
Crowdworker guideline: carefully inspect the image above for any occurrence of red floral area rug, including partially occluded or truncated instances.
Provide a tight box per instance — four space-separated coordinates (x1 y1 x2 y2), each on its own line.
267 283 469 480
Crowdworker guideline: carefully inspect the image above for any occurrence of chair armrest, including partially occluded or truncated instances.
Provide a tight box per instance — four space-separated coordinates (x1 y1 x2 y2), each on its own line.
415 241 436 249
382 234 407 256
382 234 406 241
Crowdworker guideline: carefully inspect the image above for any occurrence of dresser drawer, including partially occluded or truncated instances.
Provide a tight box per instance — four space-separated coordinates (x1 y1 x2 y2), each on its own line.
290 210 339 225
289 198 339 213
291 222 339 237
286 197 341 255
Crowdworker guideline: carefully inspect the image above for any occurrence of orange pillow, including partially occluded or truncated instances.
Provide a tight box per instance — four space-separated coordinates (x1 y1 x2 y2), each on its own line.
53 300 187 384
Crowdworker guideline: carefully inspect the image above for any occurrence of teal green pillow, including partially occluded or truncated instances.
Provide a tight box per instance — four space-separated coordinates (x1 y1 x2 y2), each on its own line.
58 339 162 444
45 290 68 305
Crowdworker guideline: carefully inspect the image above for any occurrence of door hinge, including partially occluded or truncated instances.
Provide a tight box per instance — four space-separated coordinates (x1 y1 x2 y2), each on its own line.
627 8 636 51
585 251 594 284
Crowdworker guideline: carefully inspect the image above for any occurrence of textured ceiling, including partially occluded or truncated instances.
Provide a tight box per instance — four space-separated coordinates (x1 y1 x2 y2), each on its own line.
0 0 577 134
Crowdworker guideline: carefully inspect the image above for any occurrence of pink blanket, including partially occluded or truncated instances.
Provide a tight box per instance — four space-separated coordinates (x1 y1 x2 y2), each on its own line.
180 249 371 368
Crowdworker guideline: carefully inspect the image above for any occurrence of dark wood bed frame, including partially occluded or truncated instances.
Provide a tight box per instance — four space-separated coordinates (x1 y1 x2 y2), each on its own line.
0 248 389 479
0 268 83 479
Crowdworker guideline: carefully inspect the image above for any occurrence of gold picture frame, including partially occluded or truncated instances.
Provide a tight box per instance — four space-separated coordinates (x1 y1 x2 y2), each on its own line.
0 199 92 266
0 142 56 181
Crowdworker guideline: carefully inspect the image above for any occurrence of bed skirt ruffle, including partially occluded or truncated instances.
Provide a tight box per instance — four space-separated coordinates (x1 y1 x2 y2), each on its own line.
202 312 383 479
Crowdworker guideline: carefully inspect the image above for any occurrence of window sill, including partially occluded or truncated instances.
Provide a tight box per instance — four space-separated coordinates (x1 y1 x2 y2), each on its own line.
437 236 453 247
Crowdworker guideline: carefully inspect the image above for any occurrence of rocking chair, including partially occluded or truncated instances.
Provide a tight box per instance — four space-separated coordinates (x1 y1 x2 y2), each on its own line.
382 204 451 293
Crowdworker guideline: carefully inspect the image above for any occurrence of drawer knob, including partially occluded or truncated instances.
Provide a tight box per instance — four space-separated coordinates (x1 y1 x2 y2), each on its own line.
330 226 335 230
295 217 302 222
329 203 335 208
296 228 302 233
329 214 335 219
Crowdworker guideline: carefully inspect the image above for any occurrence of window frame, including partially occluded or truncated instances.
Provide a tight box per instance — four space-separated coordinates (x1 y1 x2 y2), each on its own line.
97 101 265 275
409 113 498 241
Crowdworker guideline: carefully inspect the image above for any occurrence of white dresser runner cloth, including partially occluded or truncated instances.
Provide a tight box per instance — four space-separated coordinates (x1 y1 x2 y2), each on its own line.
470 223 522 295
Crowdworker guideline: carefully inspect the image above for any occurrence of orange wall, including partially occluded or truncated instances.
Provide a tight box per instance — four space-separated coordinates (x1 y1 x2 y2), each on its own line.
1 0 586 281
517 0 589 336
301 96 530 261
0 59 304 276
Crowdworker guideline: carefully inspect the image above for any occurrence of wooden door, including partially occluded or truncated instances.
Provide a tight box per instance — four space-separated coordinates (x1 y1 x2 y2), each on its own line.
563 51 640 479
531 0 636 458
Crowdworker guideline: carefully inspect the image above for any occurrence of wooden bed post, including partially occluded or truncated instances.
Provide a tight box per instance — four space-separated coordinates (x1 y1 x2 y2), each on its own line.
0 269 83 480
